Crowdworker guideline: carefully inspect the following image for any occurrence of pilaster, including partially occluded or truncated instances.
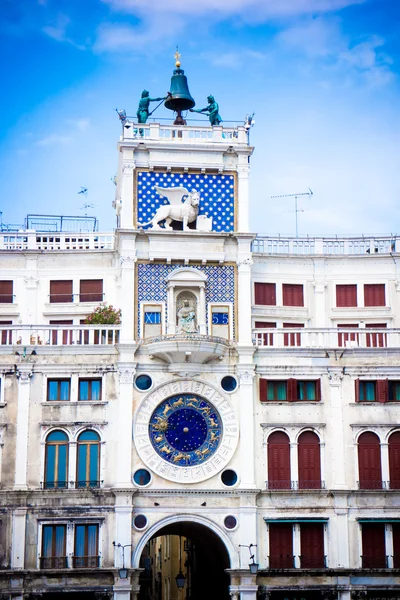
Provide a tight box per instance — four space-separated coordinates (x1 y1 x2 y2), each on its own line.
14 367 33 490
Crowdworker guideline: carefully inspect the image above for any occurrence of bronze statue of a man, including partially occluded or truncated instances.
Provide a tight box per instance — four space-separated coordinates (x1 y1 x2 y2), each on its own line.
190 95 222 126
136 90 167 124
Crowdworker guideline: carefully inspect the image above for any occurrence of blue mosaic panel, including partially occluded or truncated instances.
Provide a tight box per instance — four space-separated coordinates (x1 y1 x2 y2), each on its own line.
136 171 235 232
137 263 235 337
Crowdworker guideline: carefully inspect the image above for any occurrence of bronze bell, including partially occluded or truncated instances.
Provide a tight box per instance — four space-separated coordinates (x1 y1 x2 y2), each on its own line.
165 66 195 125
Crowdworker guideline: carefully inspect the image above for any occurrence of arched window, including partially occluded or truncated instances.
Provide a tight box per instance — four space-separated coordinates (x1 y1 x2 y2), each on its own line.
268 431 291 489
389 431 400 490
298 431 321 489
358 431 382 489
77 431 100 488
45 431 68 489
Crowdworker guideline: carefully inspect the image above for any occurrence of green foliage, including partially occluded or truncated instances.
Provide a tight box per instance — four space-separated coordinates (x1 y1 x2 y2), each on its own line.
84 304 122 325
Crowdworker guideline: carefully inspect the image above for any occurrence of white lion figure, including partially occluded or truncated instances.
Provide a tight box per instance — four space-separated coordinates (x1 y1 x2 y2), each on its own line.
138 186 200 231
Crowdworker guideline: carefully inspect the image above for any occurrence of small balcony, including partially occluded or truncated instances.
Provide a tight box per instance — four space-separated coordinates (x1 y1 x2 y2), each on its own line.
269 554 295 569
361 554 389 569
141 333 232 364
40 556 68 569
253 327 398 350
299 555 327 569
72 555 100 568
266 480 325 490
0 324 120 349
41 480 102 490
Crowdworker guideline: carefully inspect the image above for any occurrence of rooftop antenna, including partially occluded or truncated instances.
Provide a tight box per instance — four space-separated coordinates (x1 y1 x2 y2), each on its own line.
271 188 313 237
78 187 94 216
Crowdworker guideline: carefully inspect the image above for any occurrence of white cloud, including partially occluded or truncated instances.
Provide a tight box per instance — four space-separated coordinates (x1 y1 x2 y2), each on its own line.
36 134 74 147
42 13 86 49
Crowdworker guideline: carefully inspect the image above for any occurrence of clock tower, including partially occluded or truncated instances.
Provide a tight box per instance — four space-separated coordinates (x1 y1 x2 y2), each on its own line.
114 57 257 600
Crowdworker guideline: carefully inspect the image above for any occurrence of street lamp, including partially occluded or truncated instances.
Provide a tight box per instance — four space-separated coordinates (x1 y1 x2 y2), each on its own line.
239 543 259 574
175 535 186 591
113 541 132 579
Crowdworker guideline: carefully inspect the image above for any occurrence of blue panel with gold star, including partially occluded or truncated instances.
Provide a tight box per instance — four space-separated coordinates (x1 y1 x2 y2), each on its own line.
136 171 235 232
149 394 222 466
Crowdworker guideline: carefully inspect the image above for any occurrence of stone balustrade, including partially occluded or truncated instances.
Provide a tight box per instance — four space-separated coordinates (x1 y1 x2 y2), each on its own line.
253 327 395 349
252 235 400 255
0 324 120 346
0 232 115 251
121 121 249 145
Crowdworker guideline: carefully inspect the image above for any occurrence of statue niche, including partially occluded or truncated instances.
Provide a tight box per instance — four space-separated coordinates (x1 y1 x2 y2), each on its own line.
176 292 198 334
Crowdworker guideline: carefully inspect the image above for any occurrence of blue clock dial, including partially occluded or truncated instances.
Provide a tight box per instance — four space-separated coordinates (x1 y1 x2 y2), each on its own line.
149 394 222 466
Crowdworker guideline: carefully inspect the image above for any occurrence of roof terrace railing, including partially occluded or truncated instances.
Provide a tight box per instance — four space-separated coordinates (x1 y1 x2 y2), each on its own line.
0 324 120 347
253 327 396 349
121 121 249 144
0 232 115 251
252 235 400 256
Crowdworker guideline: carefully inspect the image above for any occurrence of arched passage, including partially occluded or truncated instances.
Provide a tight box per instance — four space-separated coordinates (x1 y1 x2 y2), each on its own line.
135 518 233 600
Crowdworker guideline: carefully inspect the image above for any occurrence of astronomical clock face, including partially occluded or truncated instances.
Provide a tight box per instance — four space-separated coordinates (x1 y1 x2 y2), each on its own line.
134 379 239 483
149 395 222 466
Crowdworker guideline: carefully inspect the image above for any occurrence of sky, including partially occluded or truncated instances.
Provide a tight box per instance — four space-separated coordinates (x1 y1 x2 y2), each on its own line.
0 0 399 236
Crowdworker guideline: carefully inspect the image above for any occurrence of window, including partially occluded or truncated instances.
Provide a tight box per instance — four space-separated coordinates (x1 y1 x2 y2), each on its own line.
355 379 387 403
78 379 102 401
41 525 67 569
364 283 385 307
300 523 325 568
76 430 100 488
361 523 386 568
282 284 304 307
50 280 73 303
365 323 387 348
0 321 12 345
254 282 276 305
389 381 400 401
358 431 382 490
0 281 13 304
255 321 275 346
79 279 103 302
394 524 400 568
44 431 68 489
49 320 73 345
210 305 230 339
260 379 321 402
47 379 71 401
73 524 99 567
298 431 321 489
269 523 293 568
268 431 291 490
336 284 357 307
283 323 304 347
389 431 400 490
143 304 162 338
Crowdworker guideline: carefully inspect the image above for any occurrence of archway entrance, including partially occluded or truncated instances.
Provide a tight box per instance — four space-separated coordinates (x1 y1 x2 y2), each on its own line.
138 521 230 600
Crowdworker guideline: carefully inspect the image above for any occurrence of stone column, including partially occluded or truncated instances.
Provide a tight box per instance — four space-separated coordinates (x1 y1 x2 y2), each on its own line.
381 442 390 487
334 506 350 568
237 165 250 233
290 441 298 488
11 508 27 568
120 161 136 229
119 254 136 343
115 365 135 487
14 368 33 490
199 284 206 335
237 369 256 488
167 283 175 334
328 371 346 489
237 255 252 345
293 524 301 568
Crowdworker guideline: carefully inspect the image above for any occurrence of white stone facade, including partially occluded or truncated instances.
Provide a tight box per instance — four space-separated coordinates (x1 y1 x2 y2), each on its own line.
0 119 398 600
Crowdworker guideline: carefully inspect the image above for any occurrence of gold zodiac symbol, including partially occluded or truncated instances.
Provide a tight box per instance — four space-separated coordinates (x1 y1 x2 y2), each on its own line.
162 403 172 417
172 397 184 409
154 435 163 443
195 447 210 458
186 397 199 408
209 417 218 428
172 452 189 463
160 445 172 454
210 431 217 443
200 405 211 416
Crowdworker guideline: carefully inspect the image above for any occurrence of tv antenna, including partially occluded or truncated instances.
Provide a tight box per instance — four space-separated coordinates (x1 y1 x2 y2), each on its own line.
271 188 313 237
78 187 94 216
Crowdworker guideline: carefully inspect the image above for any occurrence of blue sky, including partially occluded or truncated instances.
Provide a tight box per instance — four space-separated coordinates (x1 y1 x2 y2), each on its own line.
1 0 399 235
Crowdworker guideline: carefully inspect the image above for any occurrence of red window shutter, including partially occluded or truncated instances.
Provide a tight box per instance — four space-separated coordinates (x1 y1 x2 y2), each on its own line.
49 320 73 345
366 323 387 348
393 524 400 568
80 280 103 302
0 320 12 345
0 281 13 303
50 280 73 303
300 523 324 568
389 431 400 490
254 283 276 305
315 379 321 401
364 284 385 307
337 323 359 347
283 323 304 347
376 380 388 403
269 523 293 568
255 321 276 346
259 378 267 402
268 431 290 490
336 284 357 307
355 379 360 402
358 432 382 489
361 524 386 568
287 378 297 401
298 431 321 489
282 284 304 307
